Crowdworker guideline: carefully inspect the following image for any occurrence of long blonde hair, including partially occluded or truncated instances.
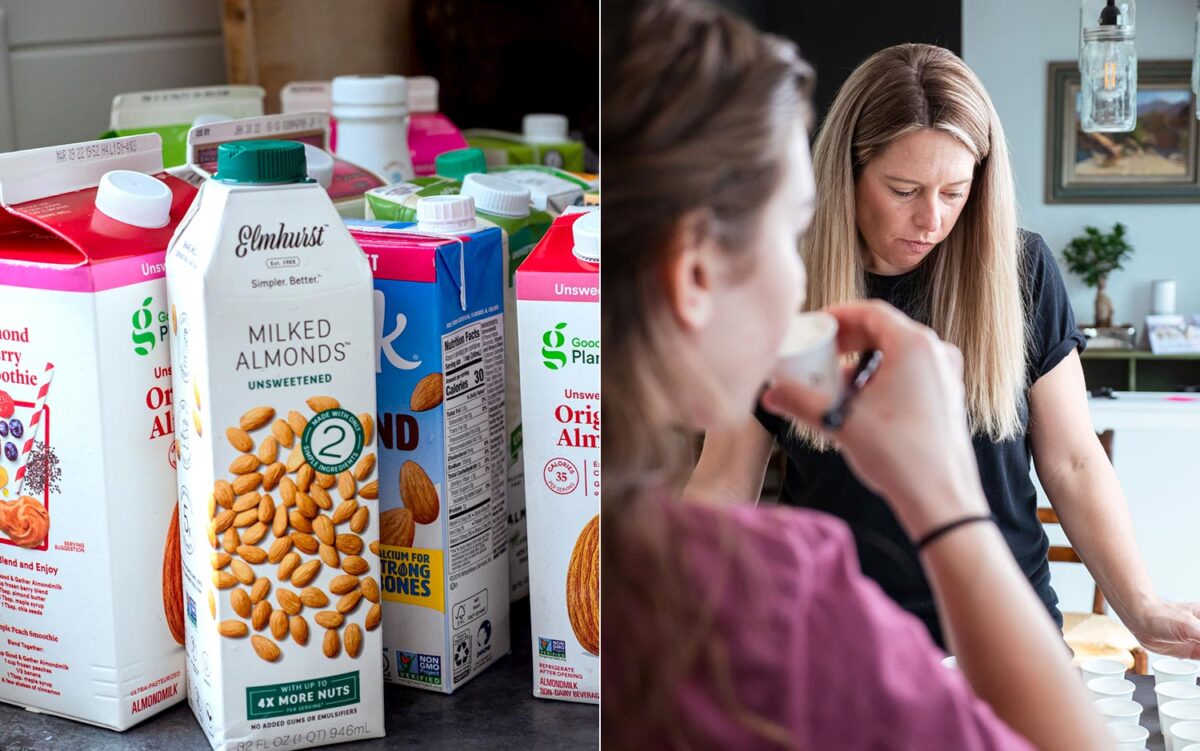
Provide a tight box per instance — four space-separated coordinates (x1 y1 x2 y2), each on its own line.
804 43 1028 441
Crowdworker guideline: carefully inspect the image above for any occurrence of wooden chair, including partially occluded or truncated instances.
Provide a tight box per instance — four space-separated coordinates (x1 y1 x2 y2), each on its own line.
1039 429 1149 674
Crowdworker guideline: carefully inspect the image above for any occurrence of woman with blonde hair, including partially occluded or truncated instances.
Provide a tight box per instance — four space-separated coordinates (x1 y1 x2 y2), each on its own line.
604 0 1110 748
691 42 1200 654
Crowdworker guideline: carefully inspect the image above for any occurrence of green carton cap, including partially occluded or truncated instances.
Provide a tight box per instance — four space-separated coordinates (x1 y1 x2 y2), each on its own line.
215 140 309 184
435 148 487 181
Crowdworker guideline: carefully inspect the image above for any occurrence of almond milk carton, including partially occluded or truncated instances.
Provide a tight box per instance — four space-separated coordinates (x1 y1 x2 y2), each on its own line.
166 140 384 749
516 210 599 703
348 195 510 693
0 135 195 728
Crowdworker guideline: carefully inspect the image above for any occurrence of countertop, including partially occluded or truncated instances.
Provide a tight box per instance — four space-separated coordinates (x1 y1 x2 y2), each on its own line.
0 600 598 750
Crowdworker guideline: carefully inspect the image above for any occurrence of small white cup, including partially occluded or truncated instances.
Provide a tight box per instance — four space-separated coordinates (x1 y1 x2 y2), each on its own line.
1106 722 1149 750
1095 697 1142 725
1159 685 1200 731
1163 701 1200 751
1174 721 1200 750
773 312 840 401
1089 676 1136 702
1157 659 1200 686
1082 658 1129 684
941 655 957 670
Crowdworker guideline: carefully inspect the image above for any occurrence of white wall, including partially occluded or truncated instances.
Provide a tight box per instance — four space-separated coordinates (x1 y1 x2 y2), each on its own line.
964 0 1200 326
0 1 225 151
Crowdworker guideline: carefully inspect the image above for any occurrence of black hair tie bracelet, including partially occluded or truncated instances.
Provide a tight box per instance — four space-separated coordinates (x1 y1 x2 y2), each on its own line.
914 514 996 552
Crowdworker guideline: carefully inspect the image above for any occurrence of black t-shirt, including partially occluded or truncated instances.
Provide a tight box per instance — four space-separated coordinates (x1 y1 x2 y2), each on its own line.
755 230 1087 647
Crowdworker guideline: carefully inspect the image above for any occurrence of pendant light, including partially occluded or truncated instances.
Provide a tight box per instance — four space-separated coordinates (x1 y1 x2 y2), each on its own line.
1079 0 1137 133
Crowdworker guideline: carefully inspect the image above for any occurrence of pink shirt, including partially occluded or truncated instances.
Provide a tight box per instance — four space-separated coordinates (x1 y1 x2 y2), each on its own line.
614 500 1035 750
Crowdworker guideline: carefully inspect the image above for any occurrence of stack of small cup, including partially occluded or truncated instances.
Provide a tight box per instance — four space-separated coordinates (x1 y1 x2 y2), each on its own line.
1151 658 1200 751
1082 657 1147 749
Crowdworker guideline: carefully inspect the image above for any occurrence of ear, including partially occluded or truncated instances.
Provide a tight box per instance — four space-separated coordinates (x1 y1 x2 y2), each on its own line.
663 209 721 331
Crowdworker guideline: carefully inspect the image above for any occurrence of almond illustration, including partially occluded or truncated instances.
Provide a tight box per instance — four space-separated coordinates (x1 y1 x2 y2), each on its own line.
358 412 374 445
256 436 278 465
219 620 248 638
240 406 276 432
350 506 370 534
358 480 378 501
271 419 295 448
344 623 363 658
566 514 600 656
287 410 308 437
335 534 363 556
365 603 381 631
251 635 281 662
307 395 340 413
399 461 438 525
163 503 185 645
232 588 252 618
410 373 443 412
322 628 340 658
226 427 254 453
289 615 309 645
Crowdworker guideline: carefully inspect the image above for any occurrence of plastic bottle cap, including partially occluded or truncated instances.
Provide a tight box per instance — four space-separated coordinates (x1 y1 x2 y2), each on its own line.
407 76 439 113
303 143 335 189
331 75 408 108
523 113 569 144
95 170 173 228
192 113 232 127
572 209 600 264
435 148 487 181
215 140 309 185
460 173 531 219
416 195 477 233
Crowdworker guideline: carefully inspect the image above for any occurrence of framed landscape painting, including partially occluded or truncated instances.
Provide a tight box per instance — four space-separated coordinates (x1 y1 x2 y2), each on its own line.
1046 60 1200 203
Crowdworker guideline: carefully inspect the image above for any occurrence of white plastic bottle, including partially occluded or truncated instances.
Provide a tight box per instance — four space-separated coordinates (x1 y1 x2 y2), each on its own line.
332 75 415 182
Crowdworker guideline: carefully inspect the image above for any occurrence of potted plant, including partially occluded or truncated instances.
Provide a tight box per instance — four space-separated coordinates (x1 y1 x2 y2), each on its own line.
1063 222 1135 329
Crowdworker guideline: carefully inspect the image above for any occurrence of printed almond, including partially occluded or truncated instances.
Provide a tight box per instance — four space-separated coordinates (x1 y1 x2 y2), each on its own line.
300 587 329 608
315 472 336 491
214 479 235 508
315 610 343 629
250 577 271 604
357 480 378 500
240 406 276 432
207 525 219 549
296 464 314 492
379 508 415 548
237 544 268 564
329 575 359 595
289 615 309 645
163 503 185 645
262 462 285 492
287 410 308 437
193 379 201 408
365 603 381 631
290 532 319 555
226 427 254 453
270 609 288 640
243 522 269 546
344 623 363 658
279 476 298 506
229 453 260 475
336 589 362 614
233 492 261 513
288 509 313 534
219 620 249 638
290 559 321 588
335 534 363 556
277 552 301 582
359 412 374 445
208 591 216 619
307 395 340 413
353 453 375 482
319 544 340 568
566 514 600 656
267 537 292 563
400 460 439 525
230 559 256 586
309 484 333 510
192 410 203 437
208 493 217 519
257 494 275 524
233 508 259 528
350 506 370 535
276 588 302 615
360 576 379 604
369 541 380 557
410 372 444 412
337 471 356 500
272 510 289 538
213 570 237 589
272 418 295 448
322 628 341 658
232 472 263 495
213 509 236 534
251 600 271 631
231 588 252 618
342 555 369 576
295 492 318 519
223 527 240 554
285 445 305 473
257 436 278 465
251 635 281 662
313 515 335 546
332 499 358 525
211 551 231 569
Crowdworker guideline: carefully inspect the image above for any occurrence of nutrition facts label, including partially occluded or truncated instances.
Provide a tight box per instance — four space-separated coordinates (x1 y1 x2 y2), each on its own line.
441 316 506 582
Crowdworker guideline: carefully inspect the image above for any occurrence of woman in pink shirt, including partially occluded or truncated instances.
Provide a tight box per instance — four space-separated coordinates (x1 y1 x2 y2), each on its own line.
601 1 1112 749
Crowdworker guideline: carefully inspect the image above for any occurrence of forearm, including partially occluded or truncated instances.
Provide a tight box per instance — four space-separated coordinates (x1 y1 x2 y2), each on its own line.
683 459 764 505
922 518 1112 751
1043 456 1157 628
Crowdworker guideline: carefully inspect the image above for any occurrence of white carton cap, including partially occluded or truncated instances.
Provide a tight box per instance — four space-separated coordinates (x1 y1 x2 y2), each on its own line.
95 170 172 228
303 143 335 189
572 209 600 263
460 173 531 218
408 76 438 113
416 195 476 233
523 113 569 144
331 75 407 107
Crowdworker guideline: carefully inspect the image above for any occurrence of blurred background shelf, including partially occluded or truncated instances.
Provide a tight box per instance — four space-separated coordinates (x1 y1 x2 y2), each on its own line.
1081 349 1200 392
